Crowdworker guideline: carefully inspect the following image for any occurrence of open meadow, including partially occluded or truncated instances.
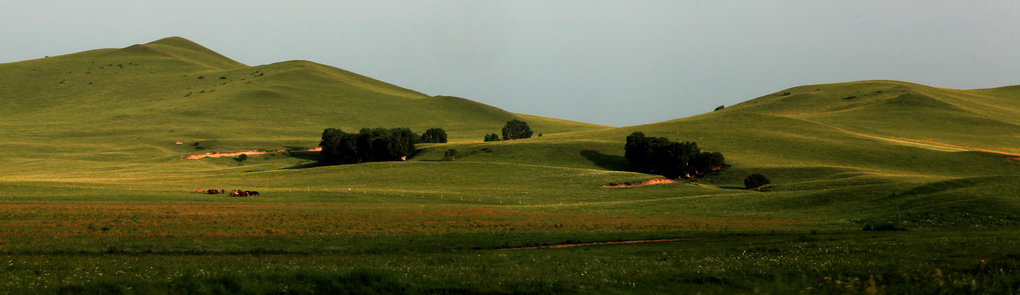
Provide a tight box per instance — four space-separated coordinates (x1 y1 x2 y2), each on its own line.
1 38 1019 293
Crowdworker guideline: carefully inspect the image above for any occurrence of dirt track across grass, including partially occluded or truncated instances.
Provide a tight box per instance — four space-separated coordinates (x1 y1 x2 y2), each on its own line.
499 238 696 250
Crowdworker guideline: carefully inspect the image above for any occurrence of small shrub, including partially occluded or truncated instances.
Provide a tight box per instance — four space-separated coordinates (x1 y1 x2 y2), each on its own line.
744 173 770 190
235 154 248 166
443 149 458 161
863 223 907 231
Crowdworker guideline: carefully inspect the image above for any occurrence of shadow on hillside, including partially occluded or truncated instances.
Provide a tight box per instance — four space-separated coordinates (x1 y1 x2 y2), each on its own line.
283 150 323 169
580 150 629 171
717 185 746 190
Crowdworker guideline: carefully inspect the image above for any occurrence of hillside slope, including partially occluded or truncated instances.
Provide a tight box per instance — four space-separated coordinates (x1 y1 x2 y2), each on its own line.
0 37 605 154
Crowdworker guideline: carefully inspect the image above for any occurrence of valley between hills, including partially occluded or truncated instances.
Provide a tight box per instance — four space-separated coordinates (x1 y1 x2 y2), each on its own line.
1 37 1018 293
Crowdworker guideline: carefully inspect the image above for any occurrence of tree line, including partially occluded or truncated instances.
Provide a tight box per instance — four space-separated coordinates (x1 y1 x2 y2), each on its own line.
485 119 534 142
318 120 536 166
624 132 726 179
319 128 419 165
319 127 449 165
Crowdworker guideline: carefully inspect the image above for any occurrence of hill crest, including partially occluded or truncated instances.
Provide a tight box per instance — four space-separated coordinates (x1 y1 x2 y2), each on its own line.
125 36 247 70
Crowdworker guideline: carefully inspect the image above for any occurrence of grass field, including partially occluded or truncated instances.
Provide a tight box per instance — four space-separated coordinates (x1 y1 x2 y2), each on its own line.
1 38 1019 293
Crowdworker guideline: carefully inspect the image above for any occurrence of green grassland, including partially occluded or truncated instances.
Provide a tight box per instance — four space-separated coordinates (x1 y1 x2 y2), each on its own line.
1 37 1019 293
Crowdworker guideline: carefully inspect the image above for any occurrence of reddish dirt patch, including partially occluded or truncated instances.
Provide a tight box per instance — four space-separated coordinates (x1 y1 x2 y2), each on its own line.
602 177 683 188
1006 157 1020 165
184 147 321 159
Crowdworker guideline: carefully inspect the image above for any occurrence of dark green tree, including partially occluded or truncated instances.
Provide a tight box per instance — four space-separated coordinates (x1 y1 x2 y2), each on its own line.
744 173 771 190
483 133 501 142
320 128 359 165
625 132 653 172
693 152 726 172
420 128 448 143
501 119 533 141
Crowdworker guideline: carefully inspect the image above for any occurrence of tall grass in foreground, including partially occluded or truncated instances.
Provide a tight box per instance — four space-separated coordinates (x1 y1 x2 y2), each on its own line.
0 230 1014 294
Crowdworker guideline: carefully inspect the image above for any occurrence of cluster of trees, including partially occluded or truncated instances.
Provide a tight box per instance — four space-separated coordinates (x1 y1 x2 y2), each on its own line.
420 128 447 143
624 132 726 179
319 128 417 165
484 119 534 142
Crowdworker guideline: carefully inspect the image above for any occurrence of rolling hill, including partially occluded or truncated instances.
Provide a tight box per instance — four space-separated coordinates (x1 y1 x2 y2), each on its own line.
2 37 1020 293
0 37 1017 227
397 79 1020 227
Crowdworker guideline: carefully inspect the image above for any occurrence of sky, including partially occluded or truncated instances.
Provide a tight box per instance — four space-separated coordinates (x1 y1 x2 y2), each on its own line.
2 1 1019 127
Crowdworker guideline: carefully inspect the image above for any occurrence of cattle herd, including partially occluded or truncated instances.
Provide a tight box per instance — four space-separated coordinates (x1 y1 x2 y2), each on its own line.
194 189 260 197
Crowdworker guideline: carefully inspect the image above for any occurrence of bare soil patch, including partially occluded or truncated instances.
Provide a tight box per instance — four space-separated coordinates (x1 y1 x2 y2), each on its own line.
184 147 321 159
601 177 683 188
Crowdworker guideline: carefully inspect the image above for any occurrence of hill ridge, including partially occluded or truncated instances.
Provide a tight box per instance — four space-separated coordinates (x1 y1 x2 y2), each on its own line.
129 36 247 70
656 79 1020 157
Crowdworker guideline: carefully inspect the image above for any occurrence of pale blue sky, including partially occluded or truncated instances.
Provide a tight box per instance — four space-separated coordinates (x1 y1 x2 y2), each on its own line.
2 1 1018 126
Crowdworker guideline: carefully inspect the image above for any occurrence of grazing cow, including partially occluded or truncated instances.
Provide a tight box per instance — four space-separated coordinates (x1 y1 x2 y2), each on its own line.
195 189 204 193
248 191 260 196
207 189 218 194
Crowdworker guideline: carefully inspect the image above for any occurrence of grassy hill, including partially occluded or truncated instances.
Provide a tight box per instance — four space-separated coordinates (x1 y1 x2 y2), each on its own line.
724 80 1020 155
1 38 1019 293
0 37 604 153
